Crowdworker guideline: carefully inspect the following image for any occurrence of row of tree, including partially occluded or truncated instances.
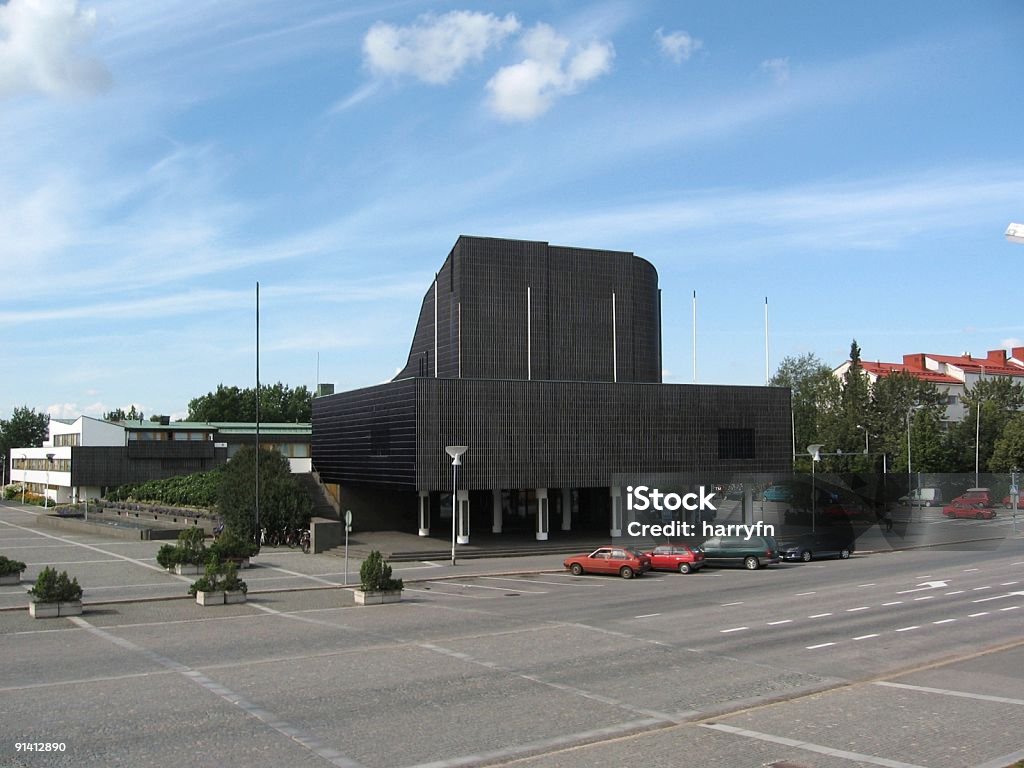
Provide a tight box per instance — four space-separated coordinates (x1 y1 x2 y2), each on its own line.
774 341 1024 475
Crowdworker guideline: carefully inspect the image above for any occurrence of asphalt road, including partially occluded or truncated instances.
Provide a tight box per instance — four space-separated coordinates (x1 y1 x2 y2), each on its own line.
1 501 1023 768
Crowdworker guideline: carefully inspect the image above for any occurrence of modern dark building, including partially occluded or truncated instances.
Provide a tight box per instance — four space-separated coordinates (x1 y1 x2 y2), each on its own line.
312 236 792 540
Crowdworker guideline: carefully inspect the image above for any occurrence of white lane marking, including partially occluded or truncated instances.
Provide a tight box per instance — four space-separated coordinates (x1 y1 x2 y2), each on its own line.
807 642 835 650
635 613 661 619
857 583 876 587
808 612 832 618
401 587 487 600
795 591 816 596
897 580 948 594
963 568 980 572
932 619 956 625
767 619 792 625
882 601 903 606
968 612 989 617
481 576 604 588
874 681 1024 707
427 581 547 594
1000 605 1020 611
945 590 965 595
895 626 919 632
972 591 1024 603
1001 581 1019 586
0 519 190 581
720 626 749 633
720 601 743 606
69 616 364 768
401 717 671 768
973 586 992 591
846 607 870 612
853 633 880 640
700 723 928 768
913 595 935 601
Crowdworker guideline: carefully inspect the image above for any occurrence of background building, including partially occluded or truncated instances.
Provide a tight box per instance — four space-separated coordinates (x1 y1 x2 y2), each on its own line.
313 235 792 540
8 416 311 505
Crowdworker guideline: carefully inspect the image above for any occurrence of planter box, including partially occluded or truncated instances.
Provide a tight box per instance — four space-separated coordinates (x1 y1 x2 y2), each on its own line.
0 572 23 586
353 589 403 605
224 590 247 604
175 563 204 576
29 600 83 618
195 590 225 606
224 557 251 569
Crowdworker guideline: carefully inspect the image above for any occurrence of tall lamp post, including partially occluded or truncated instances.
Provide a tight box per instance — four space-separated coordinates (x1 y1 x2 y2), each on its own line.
1011 466 1019 535
445 446 467 566
44 453 54 509
807 444 822 533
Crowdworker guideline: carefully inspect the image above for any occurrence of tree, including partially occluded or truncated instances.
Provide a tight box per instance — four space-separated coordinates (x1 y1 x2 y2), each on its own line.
104 405 144 422
188 383 312 423
0 406 50 461
770 353 840 470
990 413 1024 472
829 340 873 471
867 371 946 473
216 446 312 542
948 378 1024 473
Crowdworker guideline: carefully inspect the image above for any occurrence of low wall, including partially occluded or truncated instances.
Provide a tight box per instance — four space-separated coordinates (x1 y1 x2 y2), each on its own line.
36 514 183 541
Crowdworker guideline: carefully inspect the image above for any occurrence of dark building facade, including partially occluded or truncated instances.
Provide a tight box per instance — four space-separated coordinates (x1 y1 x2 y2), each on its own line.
313 236 791 539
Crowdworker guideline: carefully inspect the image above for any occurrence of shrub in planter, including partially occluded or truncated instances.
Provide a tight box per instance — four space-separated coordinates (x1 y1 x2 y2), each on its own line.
155 543 182 570
355 551 403 604
28 567 83 617
208 528 259 565
189 558 247 605
0 555 27 576
157 527 208 573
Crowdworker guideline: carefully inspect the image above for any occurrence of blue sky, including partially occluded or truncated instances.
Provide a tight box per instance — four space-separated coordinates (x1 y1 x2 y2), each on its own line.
2 0 1023 421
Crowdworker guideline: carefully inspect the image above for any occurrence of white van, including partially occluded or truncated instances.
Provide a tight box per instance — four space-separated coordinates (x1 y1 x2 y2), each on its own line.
899 487 943 507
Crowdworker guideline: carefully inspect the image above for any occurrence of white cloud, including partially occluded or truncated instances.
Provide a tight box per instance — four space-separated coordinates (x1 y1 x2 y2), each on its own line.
486 23 614 121
0 0 110 99
654 28 702 63
760 56 790 83
363 10 520 85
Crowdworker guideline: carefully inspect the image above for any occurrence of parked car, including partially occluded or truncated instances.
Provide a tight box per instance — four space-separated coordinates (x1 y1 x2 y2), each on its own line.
700 535 780 570
777 532 854 562
821 502 866 520
942 500 997 520
950 488 993 507
563 547 651 578
898 487 943 507
643 543 704 573
762 485 792 502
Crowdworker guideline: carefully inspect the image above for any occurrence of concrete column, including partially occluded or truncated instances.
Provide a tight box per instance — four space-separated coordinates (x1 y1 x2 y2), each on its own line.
742 486 753 526
492 490 502 534
418 491 430 537
456 489 470 544
536 488 549 541
610 486 622 538
561 488 572 531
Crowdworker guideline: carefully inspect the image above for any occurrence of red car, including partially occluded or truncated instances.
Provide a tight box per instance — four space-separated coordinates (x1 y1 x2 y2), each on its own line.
643 543 704 573
943 499 997 520
563 547 651 578
822 502 865 520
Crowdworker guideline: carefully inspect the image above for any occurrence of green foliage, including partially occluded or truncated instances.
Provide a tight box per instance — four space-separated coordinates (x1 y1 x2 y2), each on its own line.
0 405 50 460
187 382 312 423
359 550 403 592
106 468 222 508
157 527 208 570
217 446 312 543
189 557 247 595
29 567 82 603
0 555 27 576
208 529 259 561
990 413 1024 472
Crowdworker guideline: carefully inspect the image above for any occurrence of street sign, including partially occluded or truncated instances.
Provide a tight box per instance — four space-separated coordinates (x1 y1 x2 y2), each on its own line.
345 509 353 525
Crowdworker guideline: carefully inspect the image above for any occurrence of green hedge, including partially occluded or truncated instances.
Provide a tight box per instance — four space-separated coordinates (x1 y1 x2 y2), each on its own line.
107 468 223 508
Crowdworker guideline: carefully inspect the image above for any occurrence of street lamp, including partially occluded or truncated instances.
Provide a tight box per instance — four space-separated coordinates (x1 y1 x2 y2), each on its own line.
807 444 822 533
1011 466 1019 535
44 453 54 509
856 424 869 455
445 445 468 566
1006 222 1024 244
